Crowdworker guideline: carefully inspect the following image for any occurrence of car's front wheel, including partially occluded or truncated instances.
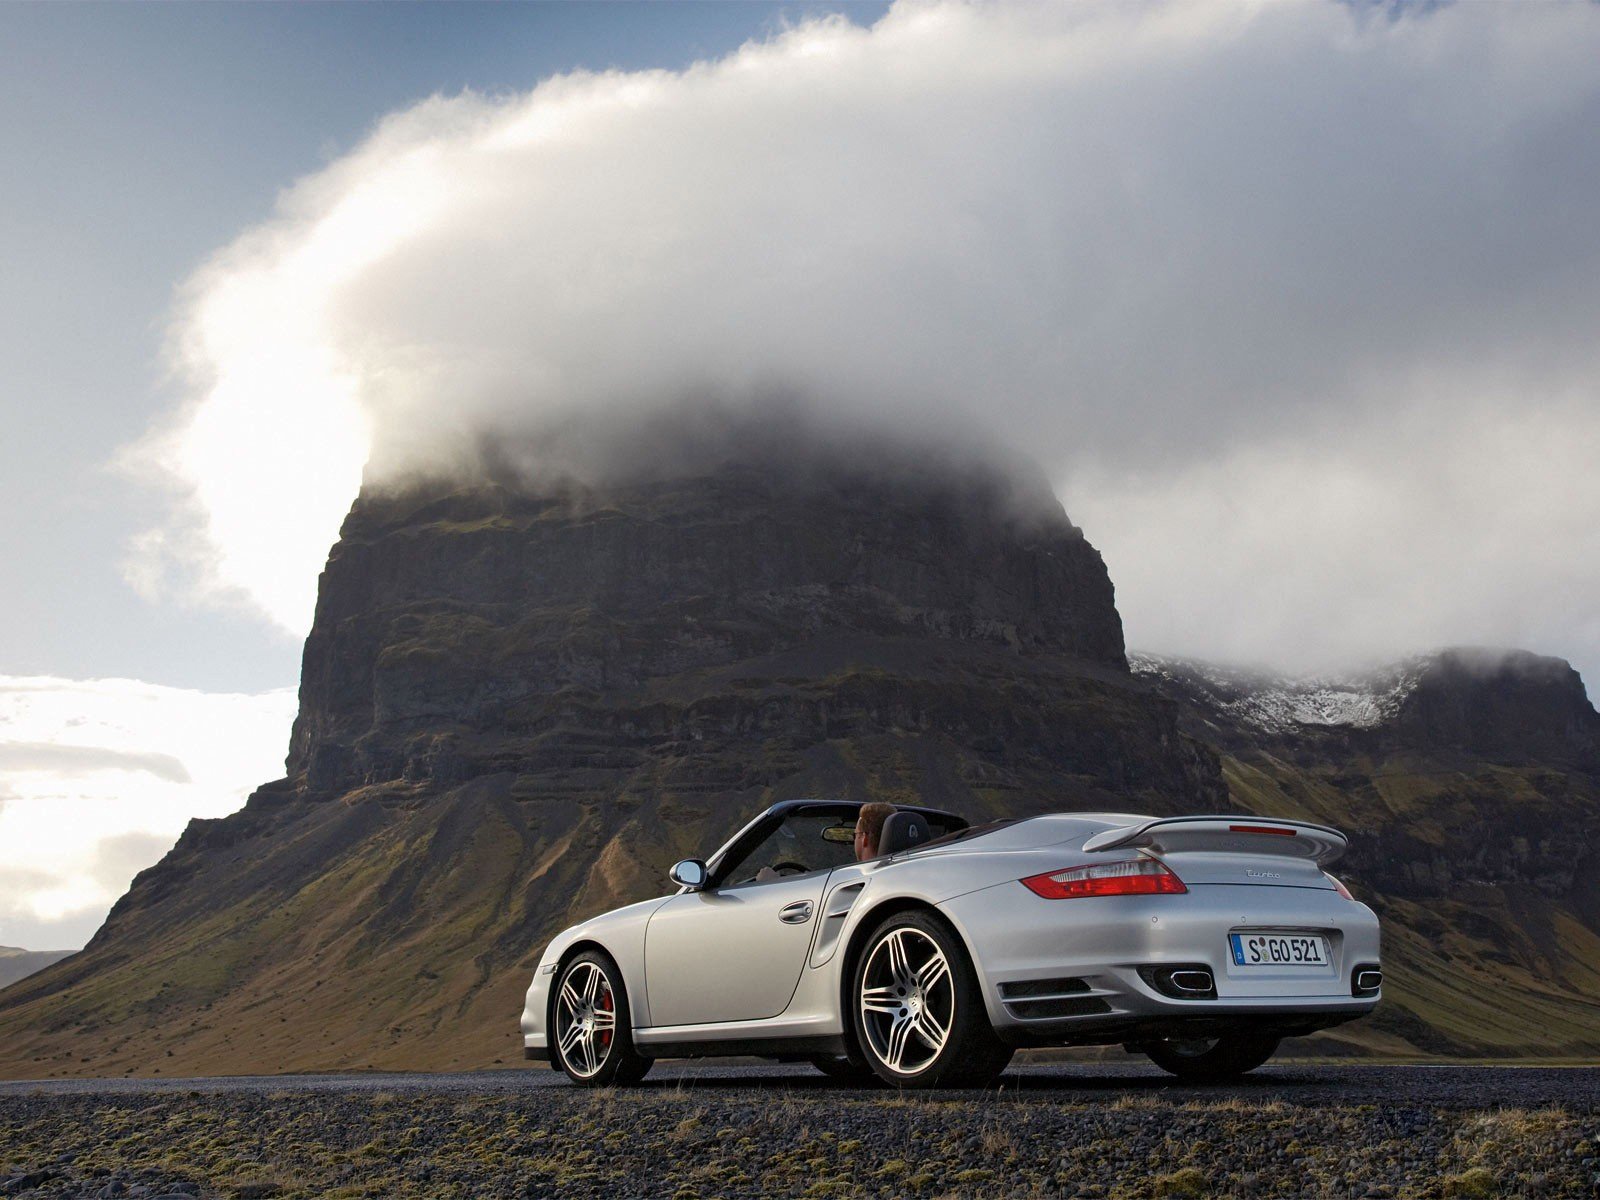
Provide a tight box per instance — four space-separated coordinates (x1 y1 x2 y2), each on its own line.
1142 1032 1280 1082
551 951 653 1086
851 910 1012 1089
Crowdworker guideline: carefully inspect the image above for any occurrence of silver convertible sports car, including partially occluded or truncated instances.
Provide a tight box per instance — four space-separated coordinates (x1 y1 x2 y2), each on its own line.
521 800 1381 1088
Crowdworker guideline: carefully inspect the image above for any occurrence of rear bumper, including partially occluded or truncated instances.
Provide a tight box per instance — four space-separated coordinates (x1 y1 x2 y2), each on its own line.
939 881 1381 1046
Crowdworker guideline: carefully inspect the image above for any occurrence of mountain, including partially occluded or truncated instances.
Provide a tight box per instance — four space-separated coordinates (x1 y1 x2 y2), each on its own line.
1 441 1595 1077
0 948 73 992
1132 650 1600 1056
0 450 1222 1078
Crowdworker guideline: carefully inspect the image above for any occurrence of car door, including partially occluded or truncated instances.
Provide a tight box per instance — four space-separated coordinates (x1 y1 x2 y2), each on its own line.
643 806 860 1027
644 871 833 1026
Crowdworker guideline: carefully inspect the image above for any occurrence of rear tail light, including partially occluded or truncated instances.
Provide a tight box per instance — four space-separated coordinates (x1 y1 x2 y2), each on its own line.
1324 872 1354 900
1021 858 1187 899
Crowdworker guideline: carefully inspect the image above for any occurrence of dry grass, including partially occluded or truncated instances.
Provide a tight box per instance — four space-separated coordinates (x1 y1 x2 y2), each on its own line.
1 1085 1595 1200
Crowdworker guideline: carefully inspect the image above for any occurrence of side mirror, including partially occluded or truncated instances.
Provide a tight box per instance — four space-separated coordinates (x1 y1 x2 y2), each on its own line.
670 859 708 890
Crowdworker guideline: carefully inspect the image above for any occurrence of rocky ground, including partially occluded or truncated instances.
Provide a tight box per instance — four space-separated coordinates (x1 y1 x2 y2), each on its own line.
2 1064 1597 1199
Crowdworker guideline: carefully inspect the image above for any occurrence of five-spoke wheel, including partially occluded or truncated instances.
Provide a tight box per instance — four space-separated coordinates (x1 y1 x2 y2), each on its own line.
859 926 955 1074
552 951 653 1086
852 911 1011 1088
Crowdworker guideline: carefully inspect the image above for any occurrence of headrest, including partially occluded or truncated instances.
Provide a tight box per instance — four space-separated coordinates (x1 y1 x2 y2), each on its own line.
879 810 933 856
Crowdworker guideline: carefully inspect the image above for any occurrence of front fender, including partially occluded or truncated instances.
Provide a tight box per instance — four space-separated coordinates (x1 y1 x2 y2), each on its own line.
519 895 673 1053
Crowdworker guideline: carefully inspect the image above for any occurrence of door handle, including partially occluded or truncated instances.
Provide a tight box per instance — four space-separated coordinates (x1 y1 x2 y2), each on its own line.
779 900 814 924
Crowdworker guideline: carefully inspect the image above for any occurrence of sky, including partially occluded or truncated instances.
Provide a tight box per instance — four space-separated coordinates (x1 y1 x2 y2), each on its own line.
3 0 1598 950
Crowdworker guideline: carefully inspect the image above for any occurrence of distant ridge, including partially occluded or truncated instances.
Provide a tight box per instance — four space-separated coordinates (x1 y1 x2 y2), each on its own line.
1130 652 1428 731
1132 647 1598 759
0 947 74 992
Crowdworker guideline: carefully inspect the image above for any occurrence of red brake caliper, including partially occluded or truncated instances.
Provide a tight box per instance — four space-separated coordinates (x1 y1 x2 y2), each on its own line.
600 987 614 1049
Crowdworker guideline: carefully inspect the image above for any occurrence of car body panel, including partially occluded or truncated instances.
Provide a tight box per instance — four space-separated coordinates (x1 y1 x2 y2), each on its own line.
939 876 1379 1037
521 800 1380 1062
645 871 831 1024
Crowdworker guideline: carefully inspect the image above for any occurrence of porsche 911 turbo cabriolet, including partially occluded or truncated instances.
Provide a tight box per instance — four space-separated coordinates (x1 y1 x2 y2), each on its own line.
520 800 1381 1088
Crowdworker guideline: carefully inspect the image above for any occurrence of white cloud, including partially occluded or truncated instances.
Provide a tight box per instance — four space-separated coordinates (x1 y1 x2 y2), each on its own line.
1071 388 1600 679
0 676 297 950
0 743 192 783
125 0 1600 685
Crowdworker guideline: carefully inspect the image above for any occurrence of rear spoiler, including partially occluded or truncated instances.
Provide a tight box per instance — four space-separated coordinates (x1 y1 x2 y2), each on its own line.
1082 815 1348 867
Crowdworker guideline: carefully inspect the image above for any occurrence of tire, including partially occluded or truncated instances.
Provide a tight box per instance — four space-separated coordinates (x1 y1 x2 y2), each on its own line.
550 950 653 1087
807 1053 880 1086
1143 1032 1280 1082
850 910 1013 1089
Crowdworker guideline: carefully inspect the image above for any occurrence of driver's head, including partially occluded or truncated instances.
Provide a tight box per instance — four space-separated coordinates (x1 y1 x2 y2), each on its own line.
855 803 896 861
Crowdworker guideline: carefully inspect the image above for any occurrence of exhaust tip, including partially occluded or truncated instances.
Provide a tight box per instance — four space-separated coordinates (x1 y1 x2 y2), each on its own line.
1170 970 1215 994
1138 964 1217 1000
1352 965 1382 996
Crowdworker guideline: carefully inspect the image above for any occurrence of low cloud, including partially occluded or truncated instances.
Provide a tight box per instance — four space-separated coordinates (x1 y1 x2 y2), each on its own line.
1071 390 1600 679
88 831 178 894
0 676 297 950
125 0 1600 685
0 742 191 784
0 867 71 951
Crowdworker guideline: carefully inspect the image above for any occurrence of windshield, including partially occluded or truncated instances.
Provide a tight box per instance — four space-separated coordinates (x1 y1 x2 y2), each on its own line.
720 811 862 886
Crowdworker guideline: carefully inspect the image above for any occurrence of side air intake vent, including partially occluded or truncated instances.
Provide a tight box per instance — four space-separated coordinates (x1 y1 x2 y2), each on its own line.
998 978 1109 1020
999 977 1090 999
1007 996 1112 1020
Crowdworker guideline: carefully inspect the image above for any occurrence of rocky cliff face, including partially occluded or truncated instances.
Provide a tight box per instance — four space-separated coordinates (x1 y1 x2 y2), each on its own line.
288 460 1140 799
1386 649 1599 767
0 451 1221 1078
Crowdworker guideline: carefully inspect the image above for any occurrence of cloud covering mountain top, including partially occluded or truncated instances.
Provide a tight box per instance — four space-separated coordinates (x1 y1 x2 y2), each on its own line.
128 0 1600 683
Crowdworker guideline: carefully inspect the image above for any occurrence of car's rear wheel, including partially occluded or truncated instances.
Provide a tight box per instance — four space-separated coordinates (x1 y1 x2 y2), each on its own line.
551 951 653 1087
851 910 1012 1089
1142 1032 1280 1082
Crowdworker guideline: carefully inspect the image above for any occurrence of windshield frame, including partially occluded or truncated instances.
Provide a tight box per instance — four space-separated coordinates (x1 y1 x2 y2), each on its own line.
702 800 969 889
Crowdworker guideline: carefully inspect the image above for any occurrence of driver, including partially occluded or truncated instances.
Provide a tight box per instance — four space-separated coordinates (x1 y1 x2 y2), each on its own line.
854 802 896 861
754 802 900 882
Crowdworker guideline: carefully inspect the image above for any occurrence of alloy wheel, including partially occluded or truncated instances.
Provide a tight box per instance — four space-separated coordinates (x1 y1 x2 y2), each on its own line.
858 926 955 1075
555 960 617 1079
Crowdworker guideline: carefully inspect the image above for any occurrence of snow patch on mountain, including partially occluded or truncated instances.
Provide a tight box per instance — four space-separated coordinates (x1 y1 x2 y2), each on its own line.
1129 652 1428 733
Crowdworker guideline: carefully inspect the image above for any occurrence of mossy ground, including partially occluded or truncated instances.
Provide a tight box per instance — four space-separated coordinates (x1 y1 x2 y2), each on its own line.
2 1085 1595 1199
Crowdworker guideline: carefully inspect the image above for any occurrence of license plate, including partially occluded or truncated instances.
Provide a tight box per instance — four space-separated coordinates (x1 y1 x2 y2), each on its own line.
1229 932 1328 967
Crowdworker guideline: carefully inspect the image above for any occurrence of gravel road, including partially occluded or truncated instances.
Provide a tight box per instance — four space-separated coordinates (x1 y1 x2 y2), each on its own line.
3 1063 1597 1198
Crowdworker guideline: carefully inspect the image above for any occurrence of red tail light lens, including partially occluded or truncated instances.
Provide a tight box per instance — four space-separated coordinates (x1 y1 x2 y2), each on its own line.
1021 858 1187 899
1324 872 1354 900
